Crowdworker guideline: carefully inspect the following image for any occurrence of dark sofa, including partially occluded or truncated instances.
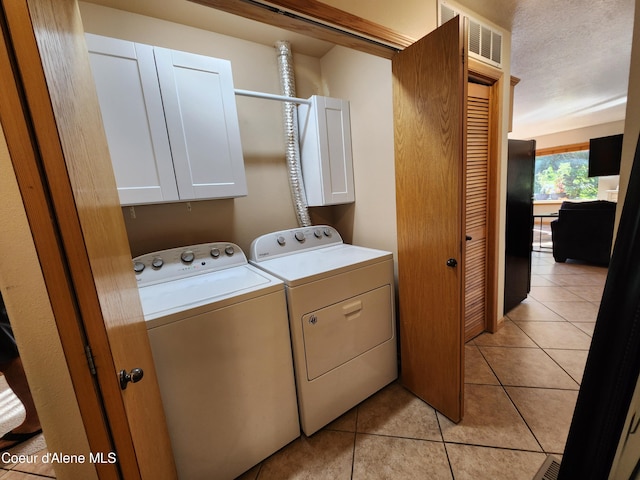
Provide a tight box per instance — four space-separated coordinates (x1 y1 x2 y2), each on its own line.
550 200 617 265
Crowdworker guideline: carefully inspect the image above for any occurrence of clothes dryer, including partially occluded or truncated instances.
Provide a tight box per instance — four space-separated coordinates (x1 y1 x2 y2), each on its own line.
133 242 299 479
250 226 397 435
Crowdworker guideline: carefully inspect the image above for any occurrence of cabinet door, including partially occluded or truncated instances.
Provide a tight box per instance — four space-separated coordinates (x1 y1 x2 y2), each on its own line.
154 48 247 200
298 96 355 206
85 34 179 205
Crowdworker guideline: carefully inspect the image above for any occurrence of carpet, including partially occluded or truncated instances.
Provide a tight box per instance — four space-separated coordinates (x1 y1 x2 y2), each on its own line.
0 375 47 464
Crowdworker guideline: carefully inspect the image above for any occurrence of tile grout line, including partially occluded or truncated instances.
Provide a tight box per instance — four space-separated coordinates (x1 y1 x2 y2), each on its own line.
349 407 359 479
435 408 456 479
469 343 546 454
473 315 579 455
509 314 585 386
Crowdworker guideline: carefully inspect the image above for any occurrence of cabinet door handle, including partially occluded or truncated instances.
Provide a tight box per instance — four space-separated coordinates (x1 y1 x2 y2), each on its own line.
466 235 472 241
446 258 458 268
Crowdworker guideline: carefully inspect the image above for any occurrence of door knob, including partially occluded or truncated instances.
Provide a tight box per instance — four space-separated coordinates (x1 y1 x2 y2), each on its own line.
119 368 144 390
446 258 458 267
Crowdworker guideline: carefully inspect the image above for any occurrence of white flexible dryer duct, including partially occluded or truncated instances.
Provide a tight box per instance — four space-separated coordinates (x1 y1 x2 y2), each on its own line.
275 40 312 227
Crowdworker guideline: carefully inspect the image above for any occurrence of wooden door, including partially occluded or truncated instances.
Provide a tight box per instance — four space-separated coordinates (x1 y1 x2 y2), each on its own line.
1 1 177 478
465 82 491 341
392 17 467 422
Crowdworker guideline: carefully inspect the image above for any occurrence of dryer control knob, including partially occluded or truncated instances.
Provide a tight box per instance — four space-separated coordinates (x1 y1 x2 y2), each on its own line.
277 235 286 246
314 228 323 238
225 245 235 256
151 257 164 269
181 250 195 263
323 227 332 237
210 248 220 258
295 231 305 243
133 261 145 274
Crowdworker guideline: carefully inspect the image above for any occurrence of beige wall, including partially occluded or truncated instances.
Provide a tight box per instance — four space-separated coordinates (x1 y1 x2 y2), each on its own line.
80 2 328 257
80 0 512 320
318 47 396 255
617 20 640 224
0 128 97 479
1 0 634 475
532 120 625 149
321 0 436 41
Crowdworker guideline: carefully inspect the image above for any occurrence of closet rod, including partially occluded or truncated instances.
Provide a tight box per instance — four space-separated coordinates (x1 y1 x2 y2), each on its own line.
234 88 311 105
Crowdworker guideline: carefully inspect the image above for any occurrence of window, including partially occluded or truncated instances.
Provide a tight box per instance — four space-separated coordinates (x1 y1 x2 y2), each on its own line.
534 142 598 200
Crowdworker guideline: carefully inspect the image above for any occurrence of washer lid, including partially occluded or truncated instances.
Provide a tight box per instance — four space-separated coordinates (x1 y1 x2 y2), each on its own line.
250 244 392 286
138 264 282 321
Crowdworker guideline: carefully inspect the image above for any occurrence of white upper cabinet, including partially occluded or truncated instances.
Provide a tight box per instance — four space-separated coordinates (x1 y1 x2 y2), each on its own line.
298 96 355 206
154 48 247 200
85 34 247 205
86 34 178 204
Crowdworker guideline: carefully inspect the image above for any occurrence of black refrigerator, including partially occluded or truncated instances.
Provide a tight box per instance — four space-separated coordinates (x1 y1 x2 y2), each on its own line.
504 139 535 313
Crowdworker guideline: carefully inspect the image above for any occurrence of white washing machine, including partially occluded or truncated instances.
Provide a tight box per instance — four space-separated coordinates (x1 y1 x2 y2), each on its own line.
133 242 299 480
249 226 398 435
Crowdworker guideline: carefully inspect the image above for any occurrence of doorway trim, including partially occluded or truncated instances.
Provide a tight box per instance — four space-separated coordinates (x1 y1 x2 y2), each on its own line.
0 1 176 478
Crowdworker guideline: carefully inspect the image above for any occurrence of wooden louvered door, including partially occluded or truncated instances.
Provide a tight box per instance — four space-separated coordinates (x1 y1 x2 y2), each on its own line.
465 82 491 342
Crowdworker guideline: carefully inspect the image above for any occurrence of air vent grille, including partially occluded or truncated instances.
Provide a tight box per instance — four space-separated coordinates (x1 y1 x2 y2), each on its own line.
441 4 457 24
438 1 503 68
491 31 502 63
533 455 561 480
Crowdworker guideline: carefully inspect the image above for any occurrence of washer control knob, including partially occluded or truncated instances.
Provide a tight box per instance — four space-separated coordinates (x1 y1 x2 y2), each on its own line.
151 257 164 269
133 261 145 274
323 227 332 237
295 231 305 243
314 228 323 238
210 248 220 258
277 235 286 246
181 250 195 264
225 245 235 256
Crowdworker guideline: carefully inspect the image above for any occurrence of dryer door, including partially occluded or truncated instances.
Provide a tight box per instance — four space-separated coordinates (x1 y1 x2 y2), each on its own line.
302 284 393 380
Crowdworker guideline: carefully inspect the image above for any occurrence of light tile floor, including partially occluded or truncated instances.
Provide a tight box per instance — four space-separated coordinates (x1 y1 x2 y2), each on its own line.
0 451 56 479
0 251 606 479
239 251 608 480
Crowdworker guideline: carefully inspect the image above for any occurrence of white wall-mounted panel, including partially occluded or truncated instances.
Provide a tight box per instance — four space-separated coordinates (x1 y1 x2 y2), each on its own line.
87 34 247 205
298 95 355 206
86 33 179 205
154 48 247 200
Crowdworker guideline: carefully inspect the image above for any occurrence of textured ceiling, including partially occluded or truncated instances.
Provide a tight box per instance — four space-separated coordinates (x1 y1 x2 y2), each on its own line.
81 0 635 139
375 0 635 138
503 0 634 138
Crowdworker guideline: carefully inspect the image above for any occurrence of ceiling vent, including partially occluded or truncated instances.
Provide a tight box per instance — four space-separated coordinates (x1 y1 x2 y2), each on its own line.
439 1 503 69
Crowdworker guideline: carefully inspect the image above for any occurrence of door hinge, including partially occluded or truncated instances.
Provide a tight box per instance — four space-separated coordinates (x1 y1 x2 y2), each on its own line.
85 345 97 376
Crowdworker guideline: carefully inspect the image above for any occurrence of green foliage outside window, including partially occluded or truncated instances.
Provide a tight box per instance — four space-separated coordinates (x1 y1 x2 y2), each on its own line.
534 150 598 200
